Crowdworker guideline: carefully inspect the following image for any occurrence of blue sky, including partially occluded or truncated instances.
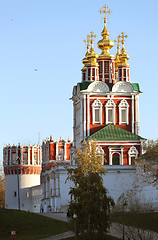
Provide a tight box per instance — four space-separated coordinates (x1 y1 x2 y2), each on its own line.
0 0 158 164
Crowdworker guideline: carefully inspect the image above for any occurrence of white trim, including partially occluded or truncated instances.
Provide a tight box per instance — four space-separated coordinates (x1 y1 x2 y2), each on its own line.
105 99 115 124
119 99 129 125
87 95 90 136
80 96 83 140
56 141 58 161
128 146 138 165
92 99 102 124
132 95 134 133
83 95 86 138
64 142 67 160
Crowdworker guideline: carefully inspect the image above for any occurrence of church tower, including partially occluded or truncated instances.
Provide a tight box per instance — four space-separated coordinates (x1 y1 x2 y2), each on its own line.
72 4 145 165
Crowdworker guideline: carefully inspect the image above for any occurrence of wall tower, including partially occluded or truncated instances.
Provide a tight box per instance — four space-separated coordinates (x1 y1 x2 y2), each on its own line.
3 144 41 211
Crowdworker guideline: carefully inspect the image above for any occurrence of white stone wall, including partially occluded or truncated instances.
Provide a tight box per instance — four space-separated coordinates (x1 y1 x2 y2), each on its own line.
5 174 41 212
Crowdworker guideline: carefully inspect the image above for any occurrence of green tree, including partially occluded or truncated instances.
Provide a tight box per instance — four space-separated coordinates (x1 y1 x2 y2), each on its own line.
136 139 158 186
0 165 5 208
67 140 114 240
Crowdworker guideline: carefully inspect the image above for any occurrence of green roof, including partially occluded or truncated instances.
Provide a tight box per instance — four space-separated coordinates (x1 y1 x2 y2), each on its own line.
131 83 141 92
79 81 92 91
87 124 144 141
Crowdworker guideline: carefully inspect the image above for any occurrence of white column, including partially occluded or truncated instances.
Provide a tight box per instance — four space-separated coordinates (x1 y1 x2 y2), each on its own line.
73 102 76 148
136 96 140 135
87 95 90 136
32 146 34 165
56 141 58 161
83 95 86 138
37 146 40 165
6 147 8 165
121 148 123 165
9 148 12 165
28 146 30 165
109 148 112 165
21 147 23 165
64 142 67 160
80 96 83 141
132 95 134 133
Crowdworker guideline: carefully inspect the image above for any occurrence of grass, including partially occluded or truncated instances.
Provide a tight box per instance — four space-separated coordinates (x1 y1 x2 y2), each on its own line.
0 208 69 240
111 212 158 233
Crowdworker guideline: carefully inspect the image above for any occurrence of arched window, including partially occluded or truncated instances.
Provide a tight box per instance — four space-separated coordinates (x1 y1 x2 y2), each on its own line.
105 99 116 124
112 152 120 165
119 99 129 125
128 146 138 165
96 146 104 165
92 99 102 124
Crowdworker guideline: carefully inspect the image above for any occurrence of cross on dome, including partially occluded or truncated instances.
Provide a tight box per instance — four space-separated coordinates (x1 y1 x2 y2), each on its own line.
99 4 112 24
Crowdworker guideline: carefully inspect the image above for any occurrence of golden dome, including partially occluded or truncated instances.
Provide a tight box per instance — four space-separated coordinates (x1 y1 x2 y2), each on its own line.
82 35 90 71
118 32 130 67
87 31 98 66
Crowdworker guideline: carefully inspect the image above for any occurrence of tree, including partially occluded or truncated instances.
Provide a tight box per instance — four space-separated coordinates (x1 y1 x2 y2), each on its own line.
0 165 5 208
136 139 158 186
67 140 114 240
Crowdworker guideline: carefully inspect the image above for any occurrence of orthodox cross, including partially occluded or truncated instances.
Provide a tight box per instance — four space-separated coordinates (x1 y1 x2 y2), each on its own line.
120 32 128 51
114 35 121 54
83 34 90 53
99 4 112 23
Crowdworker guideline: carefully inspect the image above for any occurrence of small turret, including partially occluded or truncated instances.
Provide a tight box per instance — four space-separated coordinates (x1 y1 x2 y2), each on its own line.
97 4 115 84
117 32 130 82
86 31 99 81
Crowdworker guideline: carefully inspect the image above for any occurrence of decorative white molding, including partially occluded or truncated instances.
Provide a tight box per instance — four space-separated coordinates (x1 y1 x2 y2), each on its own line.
87 95 90 136
87 81 109 93
105 99 116 124
119 99 129 125
92 99 103 124
112 81 134 93
96 146 104 165
128 146 138 165
132 95 134 133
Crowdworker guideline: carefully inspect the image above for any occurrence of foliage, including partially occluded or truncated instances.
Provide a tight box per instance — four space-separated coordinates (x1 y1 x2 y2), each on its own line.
0 208 69 240
67 140 114 240
0 165 5 208
136 139 158 186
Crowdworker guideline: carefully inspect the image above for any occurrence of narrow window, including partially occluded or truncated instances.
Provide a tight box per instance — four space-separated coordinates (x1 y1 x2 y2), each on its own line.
108 109 113 122
95 109 99 122
119 69 122 78
82 72 86 81
121 109 126 122
14 191 17 197
92 68 95 76
99 62 103 74
123 69 126 78
88 68 90 77
104 61 109 73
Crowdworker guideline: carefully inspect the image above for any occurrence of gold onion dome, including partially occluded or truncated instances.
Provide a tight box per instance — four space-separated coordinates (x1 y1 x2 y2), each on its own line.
98 4 114 56
118 32 130 66
114 35 121 68
82 35 90 71
87 31 98 66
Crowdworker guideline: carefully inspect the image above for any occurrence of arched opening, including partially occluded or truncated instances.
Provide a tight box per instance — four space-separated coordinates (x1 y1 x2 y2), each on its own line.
112 153 120 165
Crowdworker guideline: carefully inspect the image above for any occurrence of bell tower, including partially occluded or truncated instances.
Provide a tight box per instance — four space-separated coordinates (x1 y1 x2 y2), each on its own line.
72 4 145 165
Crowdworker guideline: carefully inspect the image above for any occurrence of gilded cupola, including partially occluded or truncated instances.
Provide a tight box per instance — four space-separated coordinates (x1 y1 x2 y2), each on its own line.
114 35 121 68
118 32 130 67
86 31 98 66
82 34 90 71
